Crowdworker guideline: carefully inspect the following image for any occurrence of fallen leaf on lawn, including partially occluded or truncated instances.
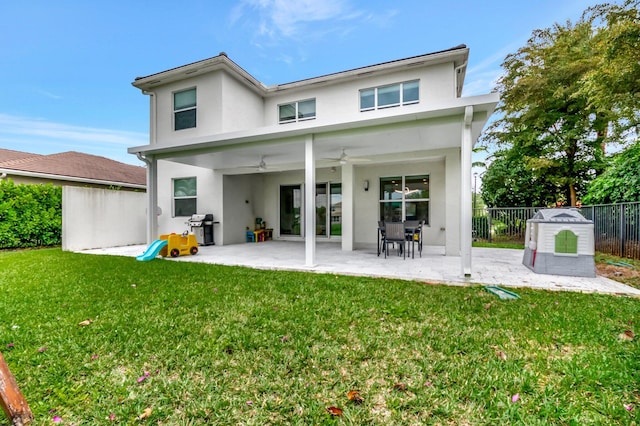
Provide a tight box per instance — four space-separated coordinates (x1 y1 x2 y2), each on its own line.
138 407 152 420
484 303 492 310
496 350 507 361
393 382 407 391
619 330 635 341
326 406 343 416
624 403 634 411
511 393 520 403
78 319 92 326
347 390 364 404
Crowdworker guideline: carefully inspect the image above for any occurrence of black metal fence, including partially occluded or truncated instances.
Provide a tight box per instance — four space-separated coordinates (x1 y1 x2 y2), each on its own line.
472 202 640 260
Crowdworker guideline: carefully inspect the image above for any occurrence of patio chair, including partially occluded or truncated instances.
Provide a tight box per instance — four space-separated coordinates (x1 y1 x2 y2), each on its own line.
404 220 420 258
384 222 406 259
377 221 385 256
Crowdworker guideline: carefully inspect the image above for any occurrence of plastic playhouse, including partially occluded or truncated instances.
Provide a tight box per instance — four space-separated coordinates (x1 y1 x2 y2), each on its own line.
136 232 199 261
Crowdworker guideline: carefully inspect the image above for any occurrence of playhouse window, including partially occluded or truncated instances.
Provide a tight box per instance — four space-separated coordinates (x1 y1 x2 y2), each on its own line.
555 230 578 254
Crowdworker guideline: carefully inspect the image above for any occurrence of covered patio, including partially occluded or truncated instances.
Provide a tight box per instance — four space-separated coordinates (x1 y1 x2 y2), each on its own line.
79 242 640 296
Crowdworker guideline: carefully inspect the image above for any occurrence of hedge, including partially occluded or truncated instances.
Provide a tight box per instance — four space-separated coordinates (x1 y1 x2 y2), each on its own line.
0 179 62 248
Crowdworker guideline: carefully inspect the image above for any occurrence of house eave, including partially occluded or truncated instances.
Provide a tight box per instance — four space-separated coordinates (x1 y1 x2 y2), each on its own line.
266 45 469 94
0 168 146 189
128 92 498 159
132 53 268 94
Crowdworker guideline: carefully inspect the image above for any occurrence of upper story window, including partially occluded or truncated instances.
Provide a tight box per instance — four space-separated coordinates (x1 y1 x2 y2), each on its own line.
174 88 197 130
279 99 316 124
360 80 419 111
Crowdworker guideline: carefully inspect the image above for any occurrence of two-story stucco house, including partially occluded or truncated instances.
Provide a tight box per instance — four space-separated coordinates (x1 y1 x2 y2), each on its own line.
128 45 498 276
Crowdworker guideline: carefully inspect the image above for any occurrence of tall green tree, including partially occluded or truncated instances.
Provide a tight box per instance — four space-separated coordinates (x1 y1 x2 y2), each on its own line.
581 0 640 136
483 16 607 206
583 141 640 204
480 150 559 207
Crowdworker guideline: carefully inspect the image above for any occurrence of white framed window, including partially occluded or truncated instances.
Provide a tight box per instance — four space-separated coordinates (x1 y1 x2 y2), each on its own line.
279 98 316 124
360 80 419 111
379 174 429 224
174 88 196 130
173 177 197 217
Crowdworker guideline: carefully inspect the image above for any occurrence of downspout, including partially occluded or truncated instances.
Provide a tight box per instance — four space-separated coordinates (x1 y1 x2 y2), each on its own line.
454 60 468 98
138 90 158 244
142 90 157 144
137 152 158 245
0 173 6 179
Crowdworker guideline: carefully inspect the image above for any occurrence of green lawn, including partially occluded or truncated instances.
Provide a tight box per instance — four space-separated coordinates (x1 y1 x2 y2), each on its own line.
1 249 638 425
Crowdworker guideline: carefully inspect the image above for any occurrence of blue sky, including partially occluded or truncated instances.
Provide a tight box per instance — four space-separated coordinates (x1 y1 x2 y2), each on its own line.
0 0 598 165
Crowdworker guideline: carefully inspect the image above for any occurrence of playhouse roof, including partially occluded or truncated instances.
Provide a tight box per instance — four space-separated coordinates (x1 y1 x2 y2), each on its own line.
529 208 592 223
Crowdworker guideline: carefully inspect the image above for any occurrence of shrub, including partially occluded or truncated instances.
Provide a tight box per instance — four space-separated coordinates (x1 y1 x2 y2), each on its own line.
0 179 62 248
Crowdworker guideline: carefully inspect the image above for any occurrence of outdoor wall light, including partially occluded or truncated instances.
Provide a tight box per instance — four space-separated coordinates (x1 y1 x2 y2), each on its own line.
363 179 369 191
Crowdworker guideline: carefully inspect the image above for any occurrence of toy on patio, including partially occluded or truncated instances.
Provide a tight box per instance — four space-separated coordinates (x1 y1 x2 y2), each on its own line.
137 231 199 261
246 217 273 243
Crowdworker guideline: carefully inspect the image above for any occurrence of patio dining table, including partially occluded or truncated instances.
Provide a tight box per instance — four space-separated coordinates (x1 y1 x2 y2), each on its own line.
377 221 422 258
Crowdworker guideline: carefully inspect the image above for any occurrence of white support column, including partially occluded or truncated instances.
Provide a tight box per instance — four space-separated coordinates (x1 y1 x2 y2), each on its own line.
146 155 158 244
461 106 474 277
341 162 354 251
304 135 316 267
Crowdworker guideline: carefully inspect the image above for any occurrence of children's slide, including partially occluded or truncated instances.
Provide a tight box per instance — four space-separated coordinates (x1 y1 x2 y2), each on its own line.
136 239 168 261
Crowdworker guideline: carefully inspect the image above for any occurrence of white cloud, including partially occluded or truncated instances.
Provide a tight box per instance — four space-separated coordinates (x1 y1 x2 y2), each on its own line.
0 114 148 164
0 114 147 147
232 0 364 40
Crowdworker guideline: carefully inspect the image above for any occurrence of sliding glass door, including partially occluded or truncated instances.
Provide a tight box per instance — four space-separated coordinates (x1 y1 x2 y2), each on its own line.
280 183 341 238
280 185 301 236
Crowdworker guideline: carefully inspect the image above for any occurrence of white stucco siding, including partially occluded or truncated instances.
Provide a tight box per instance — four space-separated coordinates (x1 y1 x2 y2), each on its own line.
353 156 448 248
152 71 262 144
155 160 219 238
220 72 264 132
263 63 456 128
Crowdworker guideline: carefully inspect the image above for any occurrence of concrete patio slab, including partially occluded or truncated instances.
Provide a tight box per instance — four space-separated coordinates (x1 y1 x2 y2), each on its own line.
78 241 640 297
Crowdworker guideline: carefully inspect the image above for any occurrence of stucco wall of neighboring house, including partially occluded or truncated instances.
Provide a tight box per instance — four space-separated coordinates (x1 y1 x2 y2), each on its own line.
62 186 146 251
156 160 220 238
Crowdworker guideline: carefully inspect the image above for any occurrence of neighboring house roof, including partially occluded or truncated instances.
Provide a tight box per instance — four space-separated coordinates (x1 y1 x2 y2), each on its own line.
0 149 146 188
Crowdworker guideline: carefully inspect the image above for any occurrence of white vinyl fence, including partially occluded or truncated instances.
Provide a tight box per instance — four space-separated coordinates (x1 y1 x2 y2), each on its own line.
62 186 146 251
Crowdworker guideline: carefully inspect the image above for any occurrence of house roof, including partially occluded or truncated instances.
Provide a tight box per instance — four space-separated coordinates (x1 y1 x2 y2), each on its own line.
0 149 146 187
530 208 592 223
132 45 469 97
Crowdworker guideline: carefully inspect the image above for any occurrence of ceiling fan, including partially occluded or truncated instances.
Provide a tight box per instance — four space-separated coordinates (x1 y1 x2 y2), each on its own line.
323 148 370 165
237 155 268 172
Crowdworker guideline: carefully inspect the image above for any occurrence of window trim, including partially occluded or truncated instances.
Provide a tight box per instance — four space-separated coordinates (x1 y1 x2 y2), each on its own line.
379 174 429 225
173 87 197 131
360 80 420 112
172 176 197 217
278 98 316 124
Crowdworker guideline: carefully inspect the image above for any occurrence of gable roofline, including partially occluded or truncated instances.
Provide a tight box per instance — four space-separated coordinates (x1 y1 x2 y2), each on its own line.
131 45 469 96
268 44 468 94
132 52 268 94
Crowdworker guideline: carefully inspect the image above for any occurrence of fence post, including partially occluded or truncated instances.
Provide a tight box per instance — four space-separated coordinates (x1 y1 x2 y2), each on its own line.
619 204 626 258
488 208 492 243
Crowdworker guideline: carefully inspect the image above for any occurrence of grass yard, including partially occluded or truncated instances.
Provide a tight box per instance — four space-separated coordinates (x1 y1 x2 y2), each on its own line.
0 249 639 425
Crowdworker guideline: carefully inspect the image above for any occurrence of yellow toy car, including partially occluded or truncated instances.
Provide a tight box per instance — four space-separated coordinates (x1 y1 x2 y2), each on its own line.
159 232 199 258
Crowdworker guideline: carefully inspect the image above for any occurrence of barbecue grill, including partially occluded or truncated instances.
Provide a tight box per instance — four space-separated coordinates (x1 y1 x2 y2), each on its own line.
188 214 215 245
